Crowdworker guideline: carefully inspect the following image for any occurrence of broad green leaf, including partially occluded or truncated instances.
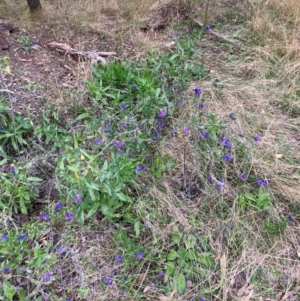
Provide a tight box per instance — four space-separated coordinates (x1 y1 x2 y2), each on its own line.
171 233 181 244
116 192 130 202
3 280 16 301
176 273 186 294
0 158 7 165
197 252 215 267
167 249 178 261
244 193 257 202
166 262 175 275
88 188 96 201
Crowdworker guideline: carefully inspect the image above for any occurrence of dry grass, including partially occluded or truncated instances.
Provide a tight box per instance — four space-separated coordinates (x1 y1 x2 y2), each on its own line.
246 0 300 115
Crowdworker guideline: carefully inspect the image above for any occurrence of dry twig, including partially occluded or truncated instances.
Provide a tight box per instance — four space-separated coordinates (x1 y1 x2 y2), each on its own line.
46 42 116 64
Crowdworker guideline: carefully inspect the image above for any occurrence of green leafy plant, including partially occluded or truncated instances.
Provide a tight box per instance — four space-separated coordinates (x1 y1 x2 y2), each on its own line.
239 189 272 212
0 163 42 214
0 221 57 300
0 112 33 155
17 36 33 52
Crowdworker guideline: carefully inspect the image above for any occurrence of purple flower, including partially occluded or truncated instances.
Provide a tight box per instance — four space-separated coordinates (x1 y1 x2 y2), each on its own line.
0 125 4 130
229 113 235 120
117 140 124 148
152 129 161 136
10 167 15 174
42 294 48 300
183 126 189 135
40 213 50 221
74 194 82 202
177 100 183 106
135 164 146 174
201 131 209 138
136 252 143 260
173 32 178 37
17 235 26 242
120 104 126 111
116 254 123 262
44 273 51 282
224 154 232 162
1 234 8 241
206 25 211 30
104 129 113 134
104 276 113 285
160 120 165 127
133 84 138 90
66 298 71 301
165 142 171 147
3 268 9 274
240 133 245 138
172 130 177 137
158 271 164 278
94 138 101 145
254 135 260 142
288 215 295 222
219 178 225 185
55 202 62 211
198 103 204 109
145 154 151 159
65 212 74 220
159 109 166 117
194 88 201 95
256 178 268 187
199 298 206 301
221 138 231 149
153 119 159 125
240 174 247 181
208 175 214 183
120 123 127 128
217 184 223 191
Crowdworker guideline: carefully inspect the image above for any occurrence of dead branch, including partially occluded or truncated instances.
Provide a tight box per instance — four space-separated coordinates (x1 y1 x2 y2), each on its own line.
190 18 241 46
46 42 116 65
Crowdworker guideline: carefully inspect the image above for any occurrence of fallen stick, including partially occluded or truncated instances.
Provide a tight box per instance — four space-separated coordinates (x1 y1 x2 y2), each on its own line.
46 42 116 64
191 18 241 46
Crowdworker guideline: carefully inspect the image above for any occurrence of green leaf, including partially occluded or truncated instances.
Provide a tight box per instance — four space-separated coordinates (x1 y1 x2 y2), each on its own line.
177 247 186 259
167 249 178 261
244 193 257 202
178 258 186 267
171 233 181 244
72 113 89 123
86 204 99 218
3 280 16 301
197 252 215 267
116 192 131 202
176 273 186 294
88 188 96 201
166 262 175 275
0 158 7 165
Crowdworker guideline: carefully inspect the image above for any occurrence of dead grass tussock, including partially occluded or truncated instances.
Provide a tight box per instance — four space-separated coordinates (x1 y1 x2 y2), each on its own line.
248 0 300 108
